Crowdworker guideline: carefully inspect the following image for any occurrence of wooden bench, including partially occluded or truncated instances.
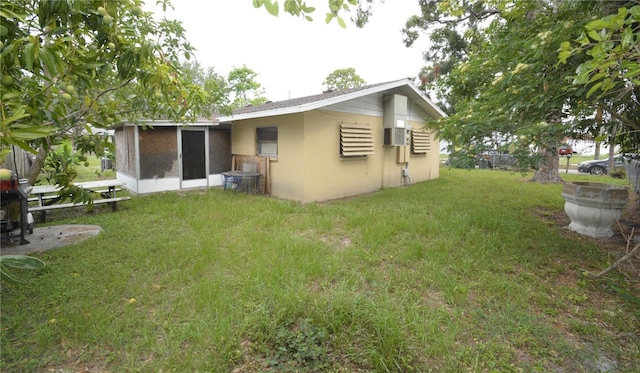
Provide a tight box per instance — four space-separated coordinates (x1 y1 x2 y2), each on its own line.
29 180 130 222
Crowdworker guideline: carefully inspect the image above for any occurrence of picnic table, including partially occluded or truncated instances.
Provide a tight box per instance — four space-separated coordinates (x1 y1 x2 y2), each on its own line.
29 179 130 222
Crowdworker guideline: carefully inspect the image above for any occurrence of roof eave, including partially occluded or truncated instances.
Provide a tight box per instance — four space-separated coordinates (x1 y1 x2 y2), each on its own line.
218 79 447 123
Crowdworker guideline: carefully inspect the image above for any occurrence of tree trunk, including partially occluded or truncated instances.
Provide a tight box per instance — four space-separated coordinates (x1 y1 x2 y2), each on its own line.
25 146 48 185
531 147 562 183
608 125 617 171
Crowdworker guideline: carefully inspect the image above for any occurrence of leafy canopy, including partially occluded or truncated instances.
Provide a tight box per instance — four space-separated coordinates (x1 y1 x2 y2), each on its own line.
403 0 635 181
0 0 210 164
322 67 366 91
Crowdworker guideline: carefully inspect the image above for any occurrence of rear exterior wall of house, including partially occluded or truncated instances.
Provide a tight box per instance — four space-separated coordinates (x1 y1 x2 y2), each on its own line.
230 107 439 203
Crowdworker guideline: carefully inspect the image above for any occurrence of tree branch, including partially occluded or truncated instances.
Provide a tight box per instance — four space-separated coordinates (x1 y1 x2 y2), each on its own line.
588 241 640 278
96 77 135 100
598 100 640 130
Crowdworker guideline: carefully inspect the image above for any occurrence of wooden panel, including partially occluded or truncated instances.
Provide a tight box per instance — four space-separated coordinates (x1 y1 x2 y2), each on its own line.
231 154 270 194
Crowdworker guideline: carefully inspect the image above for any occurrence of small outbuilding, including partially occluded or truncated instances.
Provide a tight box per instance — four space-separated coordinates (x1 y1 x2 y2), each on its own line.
218 78 446 203
114 120 231 194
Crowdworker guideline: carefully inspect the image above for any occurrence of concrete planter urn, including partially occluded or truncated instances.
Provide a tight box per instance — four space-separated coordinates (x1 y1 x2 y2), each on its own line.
561 182 629 238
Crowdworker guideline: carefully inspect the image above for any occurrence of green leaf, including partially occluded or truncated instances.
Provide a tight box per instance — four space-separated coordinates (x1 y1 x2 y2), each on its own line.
0 255 46 270
252 0 264 8
325 13 334 24
623 68 640 79
0 108 30 126
594 135 608 142
21 42 35 70
586 82 602 98
1 266 23 284
573 71 590 85
575 32 591 46
557 50 571 64
558 41 571 51
0 255 46 284
264 1 279 16
621 27 634 49
587 29 601 41
337 16 346 29
585 19 610 31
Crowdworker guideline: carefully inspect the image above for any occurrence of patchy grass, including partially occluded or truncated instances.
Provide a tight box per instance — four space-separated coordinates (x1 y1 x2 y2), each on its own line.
1 168 638 372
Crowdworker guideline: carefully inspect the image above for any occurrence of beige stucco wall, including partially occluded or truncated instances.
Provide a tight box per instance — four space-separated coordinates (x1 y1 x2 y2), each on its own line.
232 113 306 200
231 109 440 203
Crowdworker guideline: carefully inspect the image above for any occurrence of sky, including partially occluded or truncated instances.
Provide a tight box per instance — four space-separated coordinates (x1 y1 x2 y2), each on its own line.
145 1 431 102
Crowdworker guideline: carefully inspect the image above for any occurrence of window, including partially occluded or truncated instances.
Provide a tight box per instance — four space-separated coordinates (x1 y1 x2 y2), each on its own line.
257 126 278 157
340 122 374 157
411 129 431 155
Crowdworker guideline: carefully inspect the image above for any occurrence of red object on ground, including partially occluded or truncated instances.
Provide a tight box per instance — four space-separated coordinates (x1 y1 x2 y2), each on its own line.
0 169 18 191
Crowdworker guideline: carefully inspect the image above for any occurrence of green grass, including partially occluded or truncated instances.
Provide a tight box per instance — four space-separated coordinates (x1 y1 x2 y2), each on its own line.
1 168 638 372
73 155 116 183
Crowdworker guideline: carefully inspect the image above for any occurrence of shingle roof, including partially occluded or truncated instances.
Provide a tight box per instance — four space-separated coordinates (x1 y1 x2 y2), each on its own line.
217 78 446 122
231 80 395 115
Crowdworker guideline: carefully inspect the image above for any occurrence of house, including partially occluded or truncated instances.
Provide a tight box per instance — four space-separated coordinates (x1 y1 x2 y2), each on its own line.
217 78 446 203
114 79 446 201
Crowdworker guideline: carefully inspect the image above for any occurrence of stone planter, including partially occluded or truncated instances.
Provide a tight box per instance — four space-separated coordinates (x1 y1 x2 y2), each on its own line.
561 182 629 238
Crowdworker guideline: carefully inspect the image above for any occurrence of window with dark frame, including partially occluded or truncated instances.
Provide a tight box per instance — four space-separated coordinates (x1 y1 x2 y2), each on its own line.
257 126 278 157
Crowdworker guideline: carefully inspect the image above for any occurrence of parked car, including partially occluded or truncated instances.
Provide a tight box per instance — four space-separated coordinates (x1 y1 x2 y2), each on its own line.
577 155 625 175
558 144 576 156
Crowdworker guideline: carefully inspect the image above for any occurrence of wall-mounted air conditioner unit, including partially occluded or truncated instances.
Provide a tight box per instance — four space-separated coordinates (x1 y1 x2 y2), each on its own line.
383 94 408 129
384 127 407 146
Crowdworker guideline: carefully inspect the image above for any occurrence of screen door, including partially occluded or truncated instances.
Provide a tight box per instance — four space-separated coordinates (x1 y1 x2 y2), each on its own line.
180 129 207 188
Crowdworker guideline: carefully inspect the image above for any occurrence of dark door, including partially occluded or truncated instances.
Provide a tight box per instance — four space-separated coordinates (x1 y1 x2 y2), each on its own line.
181 130 206 180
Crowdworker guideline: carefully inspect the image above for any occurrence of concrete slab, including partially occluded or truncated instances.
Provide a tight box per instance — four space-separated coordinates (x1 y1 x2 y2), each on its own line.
0 225 102 255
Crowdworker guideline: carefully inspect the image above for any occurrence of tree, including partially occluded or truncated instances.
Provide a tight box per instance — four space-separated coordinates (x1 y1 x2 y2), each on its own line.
0 0 209 192
558 4 640 154
181 61 229 114
252 0 375 28
405 1 621 182
227 65 268 109
322 67 366 91
403 0 492 114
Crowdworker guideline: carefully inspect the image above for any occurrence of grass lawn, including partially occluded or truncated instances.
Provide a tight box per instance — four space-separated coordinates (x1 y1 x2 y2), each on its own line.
1 168 638 372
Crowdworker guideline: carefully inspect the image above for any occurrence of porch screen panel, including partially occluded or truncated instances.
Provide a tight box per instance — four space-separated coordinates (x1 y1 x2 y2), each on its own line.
411 129 431 155
209 129 231 174
139 127 178 179
340 123 374 157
